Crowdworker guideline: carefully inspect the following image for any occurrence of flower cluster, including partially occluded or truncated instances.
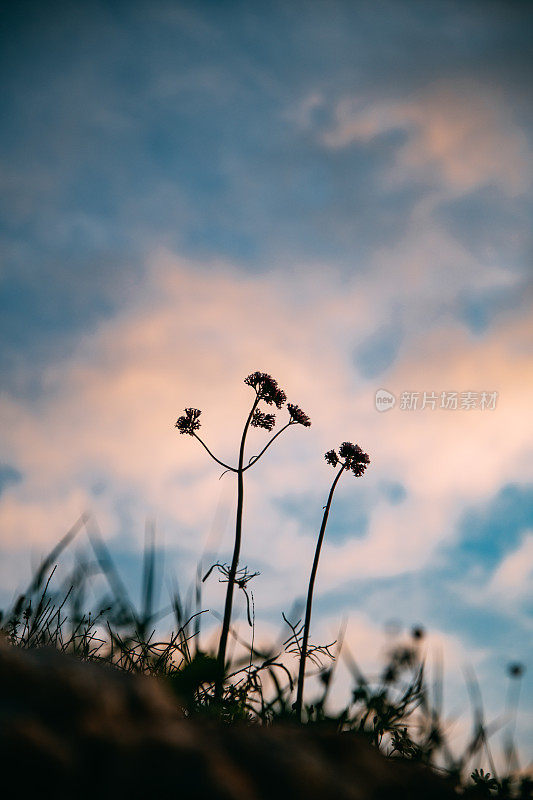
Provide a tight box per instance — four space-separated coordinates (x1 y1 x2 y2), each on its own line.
287 403 311 427
251 409 276 431
175 407 202 435
339 442 370 476
325 441 370 476
244 372 286 408
324 450 339 467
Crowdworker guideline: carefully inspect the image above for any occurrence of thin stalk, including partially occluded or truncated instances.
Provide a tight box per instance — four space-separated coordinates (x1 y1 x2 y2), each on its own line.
295 463 346 721
243 421 292 471
192 434 236 472
215 395 259 699
504 672 523 773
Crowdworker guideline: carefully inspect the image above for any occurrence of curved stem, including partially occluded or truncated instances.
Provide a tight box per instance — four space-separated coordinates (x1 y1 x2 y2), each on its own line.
295 463 346 721
242 421 293 472
215 395 259 699
193 433 236 472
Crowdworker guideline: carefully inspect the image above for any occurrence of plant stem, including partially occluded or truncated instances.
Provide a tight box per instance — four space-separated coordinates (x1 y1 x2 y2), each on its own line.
242 421 292 471
295 463 346 721
192 434 236 472
215 395 259 700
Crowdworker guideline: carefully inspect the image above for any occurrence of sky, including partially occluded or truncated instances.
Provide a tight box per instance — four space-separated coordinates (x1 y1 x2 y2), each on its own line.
1 0 532 764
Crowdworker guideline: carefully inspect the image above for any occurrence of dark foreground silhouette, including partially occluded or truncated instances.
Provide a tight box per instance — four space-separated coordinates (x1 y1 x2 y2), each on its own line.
0 642 455 799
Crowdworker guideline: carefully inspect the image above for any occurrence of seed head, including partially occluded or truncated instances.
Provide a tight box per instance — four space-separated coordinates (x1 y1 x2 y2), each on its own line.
251 410 276 431
287 403 311 427
175 408 202 435
244 372 286 408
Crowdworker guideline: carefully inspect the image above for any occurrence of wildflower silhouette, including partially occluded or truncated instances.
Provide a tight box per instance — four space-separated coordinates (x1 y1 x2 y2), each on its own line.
295 441 370 721
471 769 499 796
175 407 202 435
287 403 312 427
505 662 526 774
176 371 311 700
251 410 276 431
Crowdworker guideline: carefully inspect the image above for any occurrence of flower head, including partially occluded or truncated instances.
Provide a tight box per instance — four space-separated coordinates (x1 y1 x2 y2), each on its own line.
338 441 370 477
325 442 370 475
287 403 311 427
251 410 276 431
175 407 202 435
244 372 286 408
324 449 339 467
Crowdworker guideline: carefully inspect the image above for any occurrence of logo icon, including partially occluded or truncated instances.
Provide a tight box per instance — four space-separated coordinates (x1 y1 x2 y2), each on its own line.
375 389 396 412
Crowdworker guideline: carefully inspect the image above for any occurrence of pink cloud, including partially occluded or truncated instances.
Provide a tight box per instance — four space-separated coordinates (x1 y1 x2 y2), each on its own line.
323 82 532 197
1 248 531 609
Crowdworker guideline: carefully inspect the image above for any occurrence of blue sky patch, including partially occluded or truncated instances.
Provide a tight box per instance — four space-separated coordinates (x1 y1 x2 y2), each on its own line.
0 465 22 496
453 483 533 571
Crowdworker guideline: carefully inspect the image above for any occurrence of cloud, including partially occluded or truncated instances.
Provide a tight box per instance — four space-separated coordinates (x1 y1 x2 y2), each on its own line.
322 82 533 197
354 321 402 379
486 532 533 607
1 246 532 614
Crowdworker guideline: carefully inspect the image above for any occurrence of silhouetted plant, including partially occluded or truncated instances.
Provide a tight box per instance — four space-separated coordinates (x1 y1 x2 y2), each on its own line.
2 370 529 795
203 562 260 626
504 662 526 774
2 527 529 796
176 371 311 699
295 441 370 721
